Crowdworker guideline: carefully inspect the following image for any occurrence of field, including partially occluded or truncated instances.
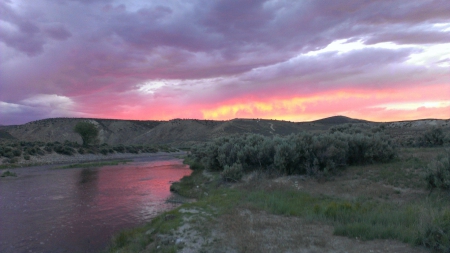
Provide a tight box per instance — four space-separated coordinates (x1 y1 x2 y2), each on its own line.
109 146 450 253
2 116 449 252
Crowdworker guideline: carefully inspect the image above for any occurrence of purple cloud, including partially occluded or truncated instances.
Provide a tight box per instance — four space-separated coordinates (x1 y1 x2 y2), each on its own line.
1 0 449 124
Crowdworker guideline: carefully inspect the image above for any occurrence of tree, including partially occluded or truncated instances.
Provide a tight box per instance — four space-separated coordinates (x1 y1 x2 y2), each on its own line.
74 121 99 146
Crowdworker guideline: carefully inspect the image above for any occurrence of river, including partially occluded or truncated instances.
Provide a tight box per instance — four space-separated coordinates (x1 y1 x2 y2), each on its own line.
0 155 191 253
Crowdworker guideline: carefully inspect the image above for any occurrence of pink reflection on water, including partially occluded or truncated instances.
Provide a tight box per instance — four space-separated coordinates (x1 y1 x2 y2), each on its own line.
0 157 192 253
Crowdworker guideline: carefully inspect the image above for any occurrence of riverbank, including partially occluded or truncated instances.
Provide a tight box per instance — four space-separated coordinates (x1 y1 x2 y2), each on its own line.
0 151 186 169
108 147 450 253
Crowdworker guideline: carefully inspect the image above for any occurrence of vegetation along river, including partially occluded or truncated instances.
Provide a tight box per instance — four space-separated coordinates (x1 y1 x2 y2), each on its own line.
0 155 191 253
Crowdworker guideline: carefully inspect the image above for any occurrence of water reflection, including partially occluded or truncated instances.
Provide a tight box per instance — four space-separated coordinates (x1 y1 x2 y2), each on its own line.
77 169 99 205
79 168 99 185
0 157 191 253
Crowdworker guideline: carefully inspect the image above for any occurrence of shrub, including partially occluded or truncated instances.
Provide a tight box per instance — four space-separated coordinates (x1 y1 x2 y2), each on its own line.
12 149 22 157
100 148 109 155
24 155 30 160
25 147 35 156
221 163 243 182
425 152 450 191
143 146 158 153
183 156 204 170
64 140 80 148
36 148 45 156
4 157 18 163
53 145 74 155
418 211 450 253
1 170 17 177
190 132 397 177
418 127 445 147
3 151 14 159
126 146 139 154
44 145 53 153
113 145 125 153
78 148 86 154
346 133 396 164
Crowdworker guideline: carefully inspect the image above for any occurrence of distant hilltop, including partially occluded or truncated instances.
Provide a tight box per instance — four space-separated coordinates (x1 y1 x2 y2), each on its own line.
310 115 369 124
0 116 449 147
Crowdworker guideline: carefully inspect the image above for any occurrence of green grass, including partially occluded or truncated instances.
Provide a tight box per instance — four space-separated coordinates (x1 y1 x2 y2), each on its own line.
0 164 21 169
109 148 450 252
57 160 131 169
110 173 450 252
169 169 212 198
244 188 439 244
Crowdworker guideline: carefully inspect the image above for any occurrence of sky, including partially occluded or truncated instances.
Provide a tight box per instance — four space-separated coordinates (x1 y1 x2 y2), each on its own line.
1 0 449 125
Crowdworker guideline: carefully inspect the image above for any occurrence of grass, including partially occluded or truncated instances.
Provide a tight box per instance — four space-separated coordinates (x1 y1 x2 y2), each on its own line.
350 147 448 189
244 187 449 245
108 147 450 252
57 160 131 169
0 164 21 169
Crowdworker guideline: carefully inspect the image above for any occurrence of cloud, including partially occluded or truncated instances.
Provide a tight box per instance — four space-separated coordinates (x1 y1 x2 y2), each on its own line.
0 94 80 125
1 0 449 124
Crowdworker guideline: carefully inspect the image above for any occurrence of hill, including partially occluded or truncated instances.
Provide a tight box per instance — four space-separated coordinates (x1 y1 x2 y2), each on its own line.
1 117 449 146
310 115 369 124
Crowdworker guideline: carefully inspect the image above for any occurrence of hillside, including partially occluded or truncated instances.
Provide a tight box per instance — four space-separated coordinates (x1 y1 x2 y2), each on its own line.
1 117 449 146
310 115 369 124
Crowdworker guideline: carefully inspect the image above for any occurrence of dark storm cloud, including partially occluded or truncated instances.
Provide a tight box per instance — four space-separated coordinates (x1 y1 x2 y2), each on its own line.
0 1 72 56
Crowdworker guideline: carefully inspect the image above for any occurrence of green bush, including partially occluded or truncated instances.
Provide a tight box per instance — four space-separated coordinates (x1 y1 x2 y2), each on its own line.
113 145 125 153
1 170 17 177
417 211 450 253
100 148 109 155
183 156 204 170
44 145 53 153
64 140 80 148
425 152 450 191
222 163 244 182
143 146 158 153
190 132 397 177
77 147 86 154
418 127 446 147
12 149 22 157
3 151 14 159
3 157 18 163
126 146 139 154
53 145 74 155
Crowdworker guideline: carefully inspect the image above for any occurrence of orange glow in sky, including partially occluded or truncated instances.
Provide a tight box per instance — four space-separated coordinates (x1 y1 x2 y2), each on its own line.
200 85 450 122
1 1 450 124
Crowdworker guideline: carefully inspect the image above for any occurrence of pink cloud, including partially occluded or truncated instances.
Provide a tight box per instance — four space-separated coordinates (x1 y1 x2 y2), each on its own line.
1 0 449 125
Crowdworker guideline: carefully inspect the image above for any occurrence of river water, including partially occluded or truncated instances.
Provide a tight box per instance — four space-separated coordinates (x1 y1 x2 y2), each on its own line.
0 155 191 253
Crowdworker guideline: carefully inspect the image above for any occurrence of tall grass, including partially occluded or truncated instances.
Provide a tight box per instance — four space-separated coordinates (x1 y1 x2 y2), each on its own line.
245 188 449 249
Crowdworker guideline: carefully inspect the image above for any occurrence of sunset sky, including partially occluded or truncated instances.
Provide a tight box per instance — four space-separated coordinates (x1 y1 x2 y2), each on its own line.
1 0 449 125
